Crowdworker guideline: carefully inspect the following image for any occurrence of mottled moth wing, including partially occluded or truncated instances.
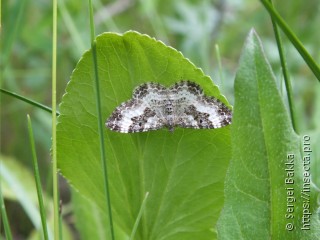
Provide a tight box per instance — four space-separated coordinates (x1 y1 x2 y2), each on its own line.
167 81 231 129
106 80 232 133
106 83 167 133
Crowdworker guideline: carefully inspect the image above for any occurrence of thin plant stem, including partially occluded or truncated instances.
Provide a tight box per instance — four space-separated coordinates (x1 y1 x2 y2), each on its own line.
0 88 60 116
268 0 298 133
27 115 49 240
260 0 320 81
51 0 60 238
129 192 149 240
88 0 115 239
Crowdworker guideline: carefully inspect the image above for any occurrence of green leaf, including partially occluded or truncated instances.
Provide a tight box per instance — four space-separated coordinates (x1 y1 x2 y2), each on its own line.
217 29 320 239
57 31 232 239
72 189 130 239
72 189 110 239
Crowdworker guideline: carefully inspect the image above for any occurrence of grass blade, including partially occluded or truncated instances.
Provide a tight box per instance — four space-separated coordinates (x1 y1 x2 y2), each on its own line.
27 115 49 240
260 0 320 81
88 0 115 239
51 0 60 238
0 88 60 116
0 185 13 240
267 0 298 133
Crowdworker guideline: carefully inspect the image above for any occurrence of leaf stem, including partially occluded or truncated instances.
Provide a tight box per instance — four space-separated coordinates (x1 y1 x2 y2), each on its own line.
27 115 49 240
88 1 115 239
268 0 298 133
0 88 60 116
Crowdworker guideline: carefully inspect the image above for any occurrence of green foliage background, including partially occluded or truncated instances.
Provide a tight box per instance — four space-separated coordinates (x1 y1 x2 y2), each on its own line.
1 0 320 239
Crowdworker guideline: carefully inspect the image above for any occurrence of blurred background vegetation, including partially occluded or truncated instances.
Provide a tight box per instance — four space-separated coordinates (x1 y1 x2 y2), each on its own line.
1 0 320 239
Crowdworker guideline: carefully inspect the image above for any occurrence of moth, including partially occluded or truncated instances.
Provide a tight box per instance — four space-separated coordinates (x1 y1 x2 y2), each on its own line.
106 81 232 133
